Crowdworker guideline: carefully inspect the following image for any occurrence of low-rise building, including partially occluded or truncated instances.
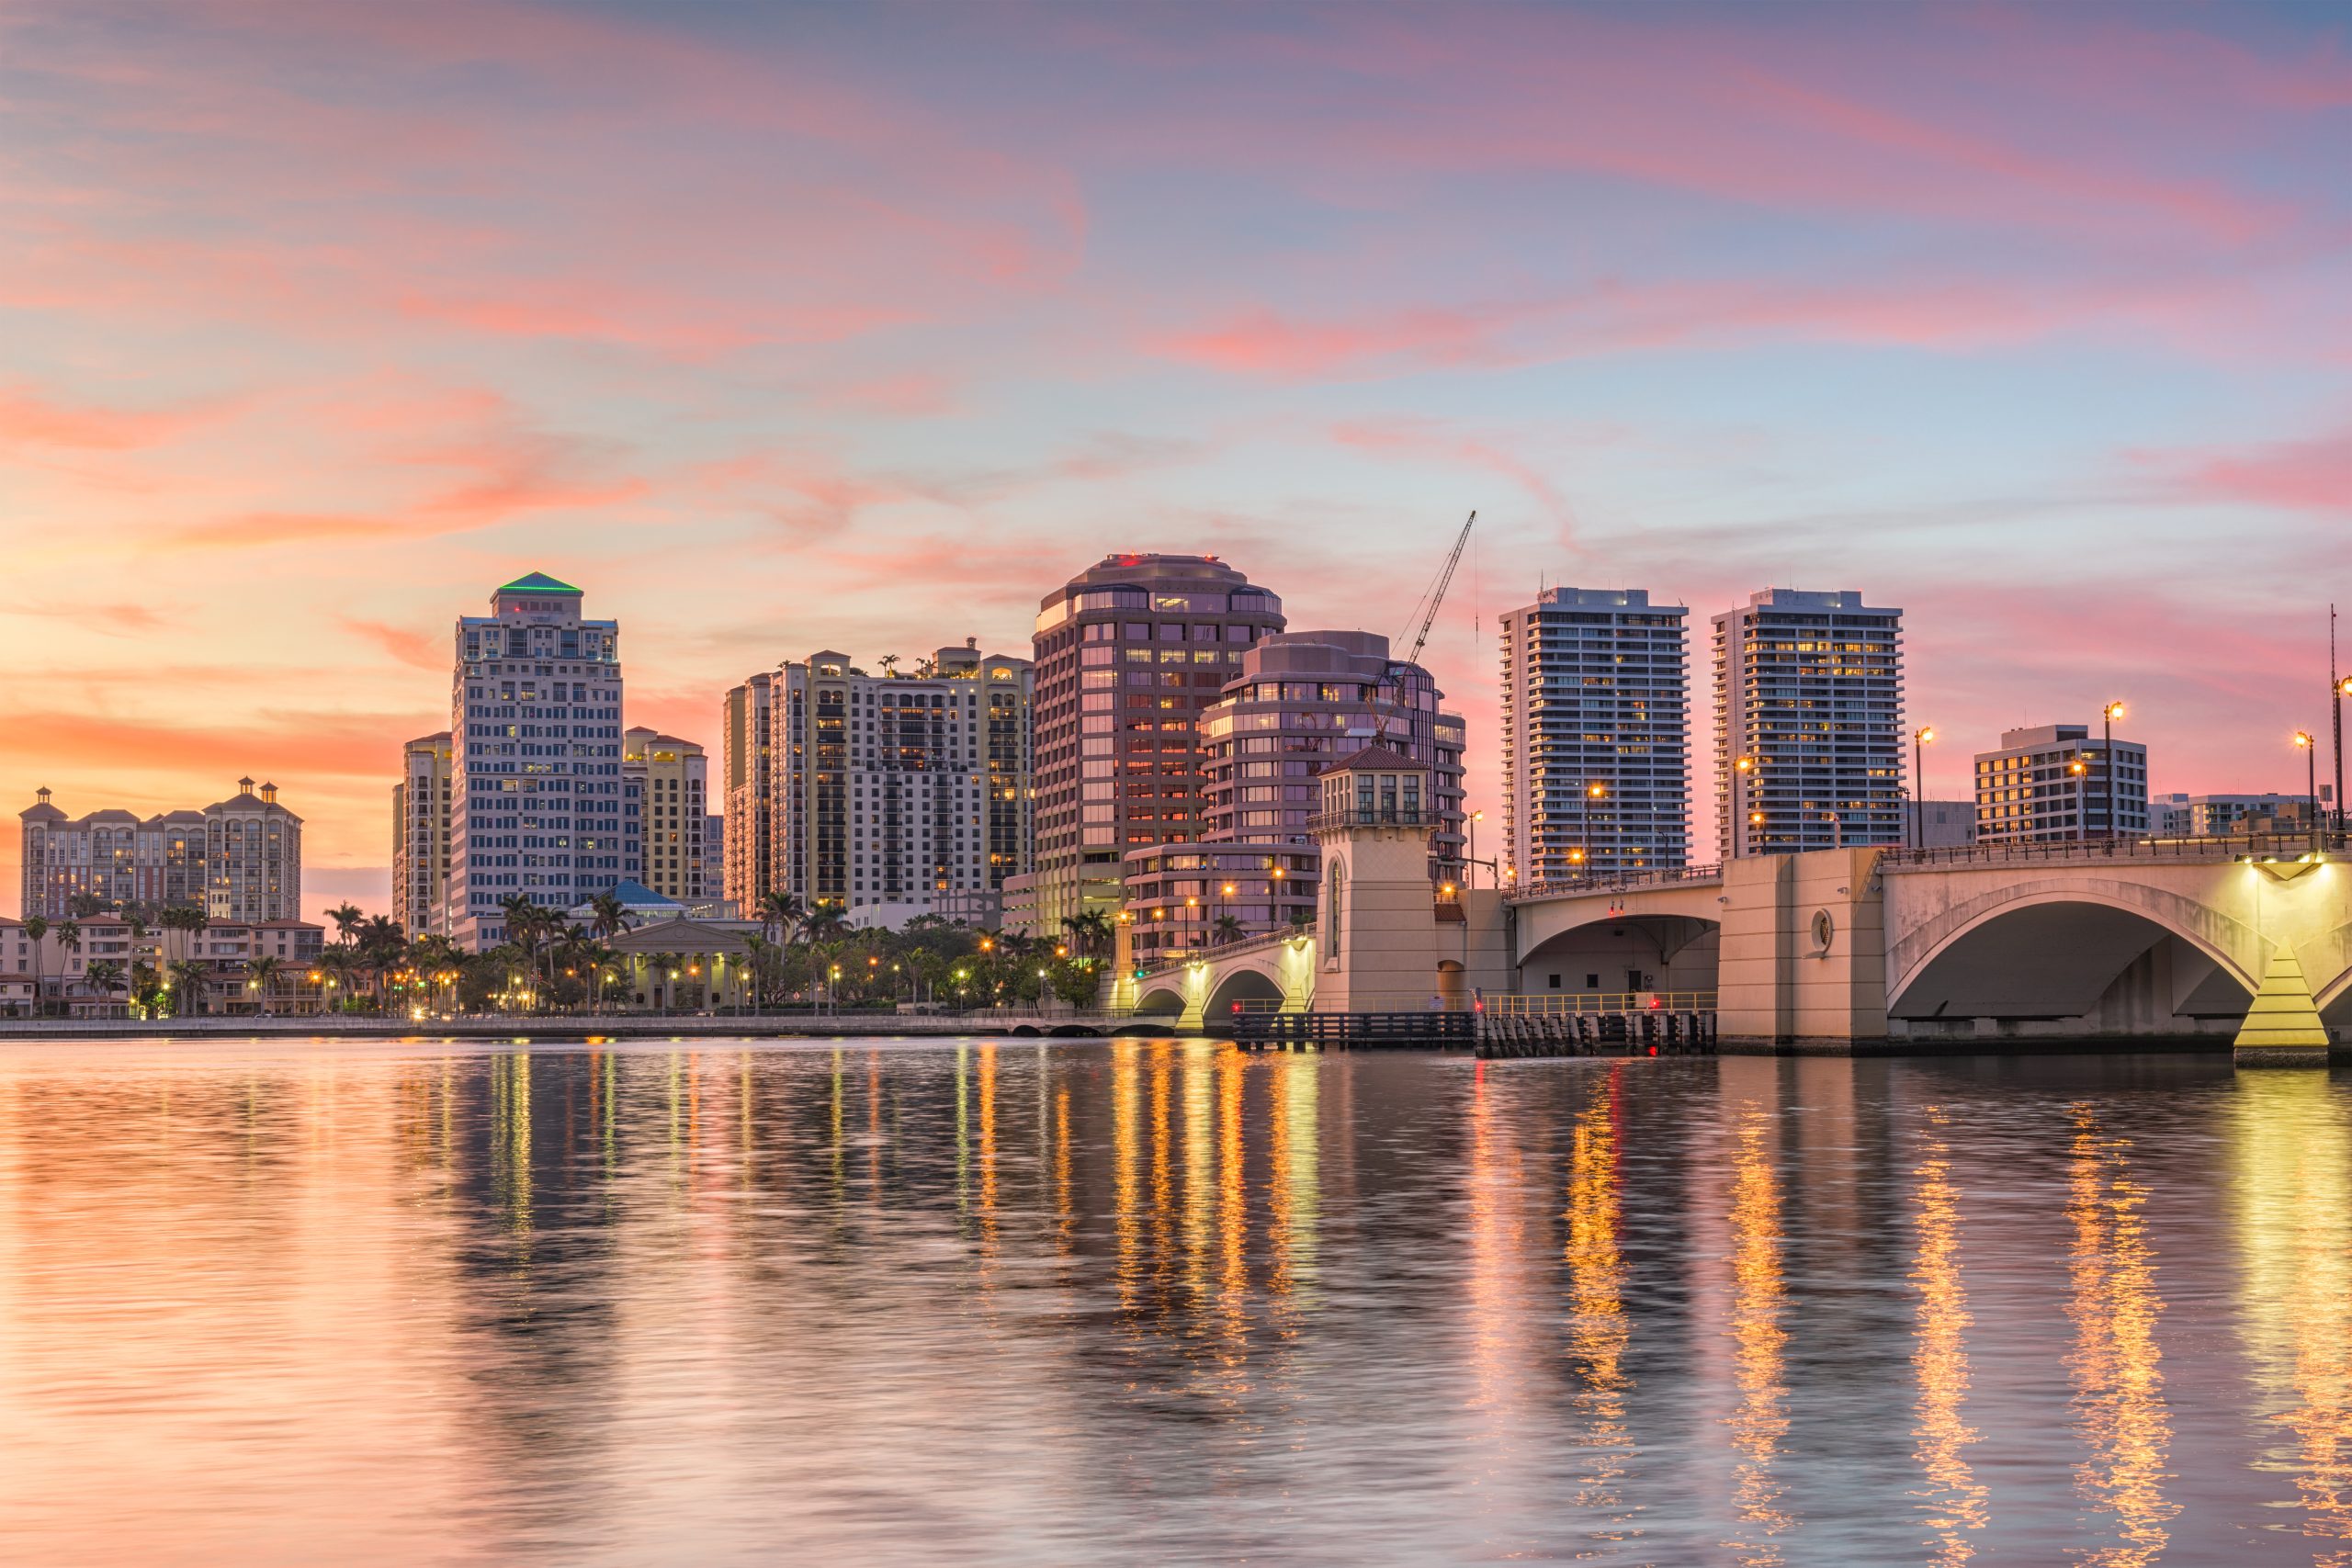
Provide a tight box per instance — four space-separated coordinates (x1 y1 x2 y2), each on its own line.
1974 724 2150 843
1120 842 1318 967
2150 792 2307 838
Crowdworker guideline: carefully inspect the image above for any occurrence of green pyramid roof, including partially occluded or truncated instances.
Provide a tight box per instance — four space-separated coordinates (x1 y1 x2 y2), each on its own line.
497 571 582 595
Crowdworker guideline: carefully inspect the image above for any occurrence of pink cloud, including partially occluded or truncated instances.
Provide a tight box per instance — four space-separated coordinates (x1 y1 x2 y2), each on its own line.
2149 426 2352 515
0 384 220 450
340 619 443 671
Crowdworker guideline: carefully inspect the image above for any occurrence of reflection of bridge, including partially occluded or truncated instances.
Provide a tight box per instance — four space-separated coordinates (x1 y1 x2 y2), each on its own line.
1121 832 2352 1063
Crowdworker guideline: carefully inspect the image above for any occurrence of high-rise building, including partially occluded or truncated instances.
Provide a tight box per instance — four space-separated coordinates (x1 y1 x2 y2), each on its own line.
747 646 1034 921
17 781 297 921
392 733 453 936
1497 588 1690 884
720 672 776 913
447 572 627 951
1713 589 1905 857
1029 555 1285 932
702 813 726 898
1973 724 2150 843
204 778 303 923
623 728 710 903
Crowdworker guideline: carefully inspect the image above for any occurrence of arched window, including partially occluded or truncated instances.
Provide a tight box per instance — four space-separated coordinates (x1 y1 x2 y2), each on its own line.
1325 856 1346 961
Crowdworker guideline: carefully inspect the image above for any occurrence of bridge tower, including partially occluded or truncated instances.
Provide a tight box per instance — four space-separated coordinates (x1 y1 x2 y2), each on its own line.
1312 746 1453 1013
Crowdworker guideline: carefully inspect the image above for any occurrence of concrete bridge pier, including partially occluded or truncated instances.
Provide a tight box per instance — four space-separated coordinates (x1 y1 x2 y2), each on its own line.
1715 848 1888 1055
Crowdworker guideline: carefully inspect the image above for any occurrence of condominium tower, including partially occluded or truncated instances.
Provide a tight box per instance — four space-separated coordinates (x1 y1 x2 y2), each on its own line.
1974 724 2150 843
1713 588 1905 857
18 780 300 922
1026 555 1285 932
447 572 628 951
623 728 710 903
727 644 1034 921
391 733 453 936
1497 588 1690 883
720 672 775 912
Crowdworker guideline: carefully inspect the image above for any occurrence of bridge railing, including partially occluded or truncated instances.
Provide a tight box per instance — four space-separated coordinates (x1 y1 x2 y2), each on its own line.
1132 923 1317 982
1883 832 2342 870
1510 864 1724 901
1486 991 1718 1016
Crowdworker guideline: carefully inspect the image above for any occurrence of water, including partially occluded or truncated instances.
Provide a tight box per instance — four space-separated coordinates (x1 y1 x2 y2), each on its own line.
0 1039 2346 1565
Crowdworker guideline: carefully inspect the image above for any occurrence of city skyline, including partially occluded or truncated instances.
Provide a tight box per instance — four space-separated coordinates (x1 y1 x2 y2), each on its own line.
5 3 2349 925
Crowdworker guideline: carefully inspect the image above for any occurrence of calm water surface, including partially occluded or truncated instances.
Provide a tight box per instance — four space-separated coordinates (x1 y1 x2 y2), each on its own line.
1 1039 2347 1564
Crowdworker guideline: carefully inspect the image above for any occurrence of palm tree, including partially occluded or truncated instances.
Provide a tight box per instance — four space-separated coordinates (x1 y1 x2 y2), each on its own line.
244 955 283 1016
167 958 209 1017
1213 913 1244 947
587 891 628 942
22 916 48 1018
317 947 362 1011
1062 910 1114 959
84 959 124 1015
757 891 803 945
360 915 406 1010
327 902 364 948
55 919 83 1010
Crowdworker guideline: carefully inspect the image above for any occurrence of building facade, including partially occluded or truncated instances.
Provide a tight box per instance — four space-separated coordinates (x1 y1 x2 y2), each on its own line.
1713 589 1905 858
1973 724 2151 844
623 728 710 904
741 646 1034 921
447 572 628 952
1029 555 1285 933
720 672 776 913
392 733 453 936
18 781 297 922
1498 588 1690 884
2149 793 2296 838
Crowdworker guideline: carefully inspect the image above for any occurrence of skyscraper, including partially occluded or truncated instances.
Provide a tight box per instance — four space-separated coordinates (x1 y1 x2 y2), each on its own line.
1497 588 1690 883
739 645 1034 921
1025 555 1284 932
447 572 627 952
623 728 710 904
1713 588 1905 857
392 733 453 937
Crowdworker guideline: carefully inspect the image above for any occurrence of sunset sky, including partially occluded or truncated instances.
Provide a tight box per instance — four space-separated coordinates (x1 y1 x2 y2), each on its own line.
4 1 2348 924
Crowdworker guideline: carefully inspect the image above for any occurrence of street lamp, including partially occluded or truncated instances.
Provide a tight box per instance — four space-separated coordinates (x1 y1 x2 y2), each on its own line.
2070 757 2088 841
1467 809 1485 889
1582 782 1605 879
1911 728 1935 851
2100 701 2126 841
2335 676 2352 839
1733 757 1755 860
2296 730 2318 849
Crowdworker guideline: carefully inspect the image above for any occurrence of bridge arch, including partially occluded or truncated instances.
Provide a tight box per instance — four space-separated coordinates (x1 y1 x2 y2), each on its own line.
1518 913 1721 997
1131 982 1187 1018
1887 882 2259 1032
1205 964 1284 1021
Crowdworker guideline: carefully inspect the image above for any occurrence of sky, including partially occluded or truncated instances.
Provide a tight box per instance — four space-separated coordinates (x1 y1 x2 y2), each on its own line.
2 0 2348 925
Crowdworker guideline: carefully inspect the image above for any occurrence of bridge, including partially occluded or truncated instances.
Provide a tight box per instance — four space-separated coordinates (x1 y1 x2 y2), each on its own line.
1109 828 2352 1064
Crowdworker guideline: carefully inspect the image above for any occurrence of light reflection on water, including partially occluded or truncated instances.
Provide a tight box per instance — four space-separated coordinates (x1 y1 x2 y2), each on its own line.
4 1041 2352 1563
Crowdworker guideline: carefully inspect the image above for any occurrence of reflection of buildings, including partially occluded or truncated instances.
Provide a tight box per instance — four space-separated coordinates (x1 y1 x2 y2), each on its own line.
2065 1106 2176 1565
2232 1075 2352 1555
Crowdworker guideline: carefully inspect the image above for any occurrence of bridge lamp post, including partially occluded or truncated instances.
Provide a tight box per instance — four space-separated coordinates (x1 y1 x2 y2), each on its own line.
1911 728 1934 851
1468 810 1485 889
1733 757 1754 859
2101 702 2126 840
2070 758 2088 841
2335 677 2352 840
2296 730 2319 851
1583 782 1606 879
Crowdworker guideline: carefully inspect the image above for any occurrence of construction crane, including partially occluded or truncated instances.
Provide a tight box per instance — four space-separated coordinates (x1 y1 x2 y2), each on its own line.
1373 510 1476 744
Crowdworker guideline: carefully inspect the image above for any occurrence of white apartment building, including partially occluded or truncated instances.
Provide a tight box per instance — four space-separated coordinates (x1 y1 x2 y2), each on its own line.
1498 588 1690 883
1713 588 1905 857
1974 724 2151 843
392 732 453 936
447 572 628 952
